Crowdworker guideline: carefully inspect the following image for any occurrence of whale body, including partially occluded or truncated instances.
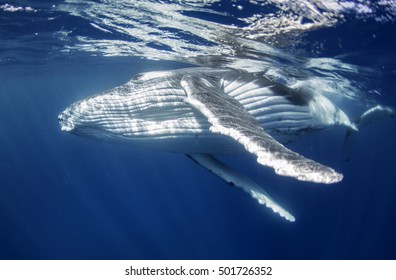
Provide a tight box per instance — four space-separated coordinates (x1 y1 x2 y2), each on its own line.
59 67 393 221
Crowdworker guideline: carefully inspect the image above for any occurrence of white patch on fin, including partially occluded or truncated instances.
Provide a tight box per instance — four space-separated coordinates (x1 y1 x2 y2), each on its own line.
187 154 295 222
356 105 394 129
182 75 343 184
343 105 394 161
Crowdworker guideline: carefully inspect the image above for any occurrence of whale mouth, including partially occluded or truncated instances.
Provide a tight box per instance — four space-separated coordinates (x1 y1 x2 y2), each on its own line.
58 108 75 132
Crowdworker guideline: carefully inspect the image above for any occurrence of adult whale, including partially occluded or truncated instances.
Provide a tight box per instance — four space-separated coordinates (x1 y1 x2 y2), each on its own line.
59 67 393 222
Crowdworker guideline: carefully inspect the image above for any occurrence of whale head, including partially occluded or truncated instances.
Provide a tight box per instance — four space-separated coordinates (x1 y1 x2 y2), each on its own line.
58 78 199 143
58 90 134 140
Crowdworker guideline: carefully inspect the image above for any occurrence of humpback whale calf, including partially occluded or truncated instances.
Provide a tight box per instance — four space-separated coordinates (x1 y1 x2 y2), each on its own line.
59 67 393 222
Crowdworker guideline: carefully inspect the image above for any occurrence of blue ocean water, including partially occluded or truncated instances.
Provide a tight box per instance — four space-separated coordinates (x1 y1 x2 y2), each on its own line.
0 0 396 259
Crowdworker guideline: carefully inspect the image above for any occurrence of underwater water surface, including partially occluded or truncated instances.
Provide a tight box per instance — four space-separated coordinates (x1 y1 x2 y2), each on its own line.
0 0 396 259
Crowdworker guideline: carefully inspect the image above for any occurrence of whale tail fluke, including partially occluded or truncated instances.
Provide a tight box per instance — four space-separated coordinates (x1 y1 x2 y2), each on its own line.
354 105 394 129
342 105 394 161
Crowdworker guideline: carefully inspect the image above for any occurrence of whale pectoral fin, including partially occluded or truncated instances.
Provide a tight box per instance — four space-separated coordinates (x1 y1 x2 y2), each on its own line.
187 153 295 222
181 75 343 184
